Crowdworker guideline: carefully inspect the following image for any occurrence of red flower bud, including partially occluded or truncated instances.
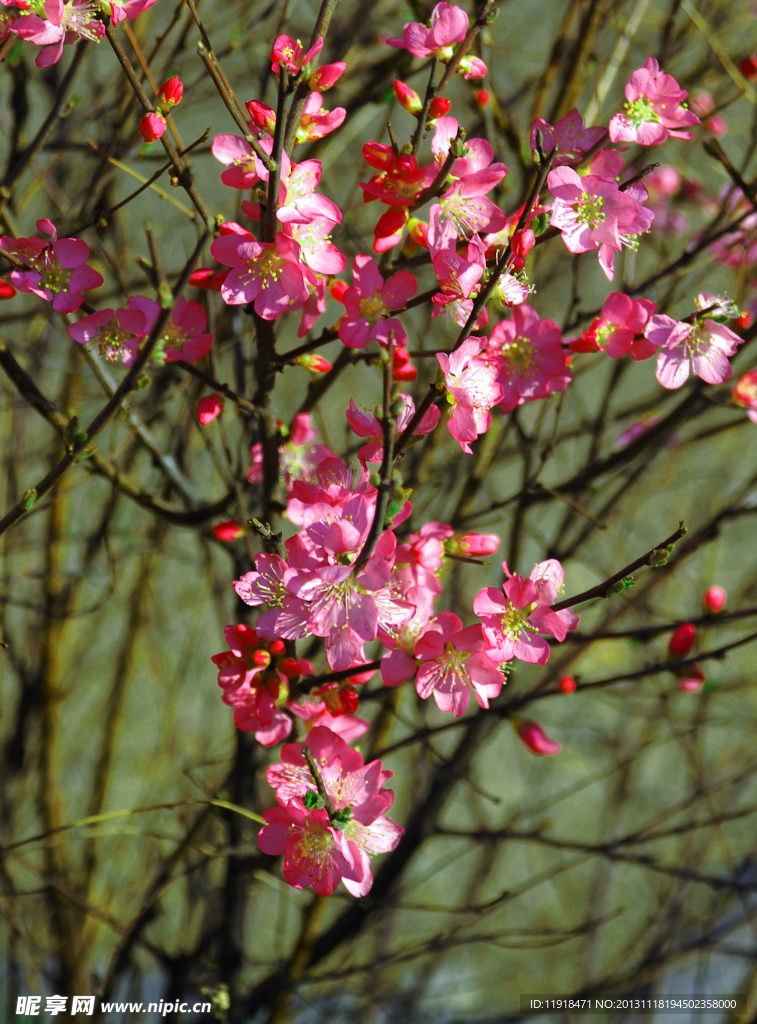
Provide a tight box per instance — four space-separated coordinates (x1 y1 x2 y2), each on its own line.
269 639 286 655
339 685 359 715
189 267 223 291
740 56 757 80
278 657 303 678
735 312 751 331
514 720 561 756
455 532 500 556
157 76 183 114
139 112 167 143
733 370 757 411
295 353 332 373
329 279 349 303
558 676 576 694
245 100 276 135
211 519 247 541
427 97 451 122
393 80 422 115
196 394 225 425
474 88 491 109
703 586 726 613
0 278 16 300
374 206 408 252
392 346 417 381
252 649 271 668
668 623 696 658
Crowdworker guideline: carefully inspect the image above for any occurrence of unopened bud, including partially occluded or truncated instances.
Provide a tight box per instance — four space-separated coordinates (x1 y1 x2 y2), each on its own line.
393 80 422 115
455 532 500 557
427 96 451 122
703 586 726 613
196 394 225 425
211 519 247 541
668 623 696 658
514 719 561 756
295 353 331 373
157 76 183 114
558 676 576 694
139 112 167 143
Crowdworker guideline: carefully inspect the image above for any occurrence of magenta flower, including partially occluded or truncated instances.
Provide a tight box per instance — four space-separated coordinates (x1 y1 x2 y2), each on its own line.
13 0 106 67
530 108 606 166
387 2 468 59
128 295 213 363
488 304 571 413
547 165 653 281
473 563 577 666
259 727 403 897
67 303 146 365
609 57 700 146
338 255 416 349
346 393 440 463
210 225 309 319
270 33 323 75
571 292 658 360
431 235 488 329
247 412 331 487
644 294 744 389
414 612 505 717
437 336 504 453
1 218 103 313
211 133 266 190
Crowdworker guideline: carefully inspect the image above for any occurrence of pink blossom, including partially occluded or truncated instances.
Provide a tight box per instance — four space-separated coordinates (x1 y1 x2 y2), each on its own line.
473 562 578 665
291 699 370 744
645 295 744 389
67 303 145 365
346 393 440 463
414 612 504 717
547 164 653 281
1 219 103 314
210 225 309 318
259 727 403 897
127 295 213 363
360 147 434 207
387 2 468 60
609 57 700 146
296 92 346 144
431 235 488 329
338 255 416 349
437 336 504 453
139 112 166 143
488 304 571 413
270 34 323 76
571 292 657 360
211 134 266 190
308 61 346 92
530 108 606 165
13 0 105 67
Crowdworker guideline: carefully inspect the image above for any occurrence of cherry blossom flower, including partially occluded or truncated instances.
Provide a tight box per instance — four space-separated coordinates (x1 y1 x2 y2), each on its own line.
473 562 578 665
210 225 309 318
128 295 213 363
387 2 468 59
308 61 346 92
360 146 434 207
67 303 145 365
338 255 416 349
13 0 106 67
211 625 310 745
570 292 657 360
259 727 403 896
437 336 504 453
270 33 323 76
644 294 744 388
488 304 571 413
609 57 700 146
211 134 266 189
530 108 606 165
431 235 488 328
413 612 504 717
547 164 653 281
346 393 440 463
1 219 103 314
